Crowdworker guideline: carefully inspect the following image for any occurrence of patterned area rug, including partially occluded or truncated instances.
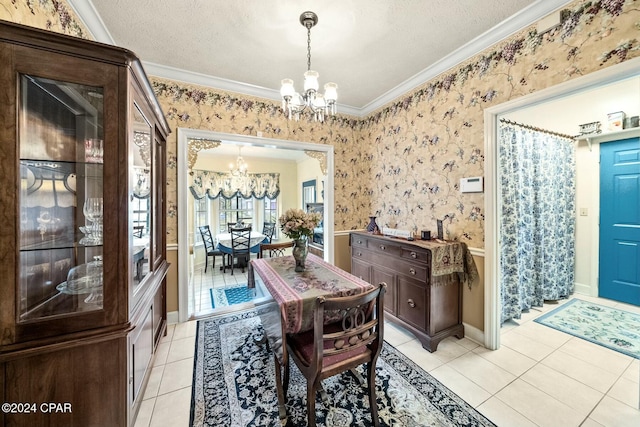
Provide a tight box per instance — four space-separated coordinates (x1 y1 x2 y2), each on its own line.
190 309 496 427
209 284 254 309
535 298 640 359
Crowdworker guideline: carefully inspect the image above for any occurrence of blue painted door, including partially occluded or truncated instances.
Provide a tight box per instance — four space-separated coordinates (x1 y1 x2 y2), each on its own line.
599 137 640 305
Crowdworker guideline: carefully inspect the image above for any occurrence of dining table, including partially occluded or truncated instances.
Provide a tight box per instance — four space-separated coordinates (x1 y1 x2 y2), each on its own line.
247 253 374 419
215 231 267 255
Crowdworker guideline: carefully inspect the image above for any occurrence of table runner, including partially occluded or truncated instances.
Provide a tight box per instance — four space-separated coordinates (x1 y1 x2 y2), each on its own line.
399 239 479 289
248 254 372 333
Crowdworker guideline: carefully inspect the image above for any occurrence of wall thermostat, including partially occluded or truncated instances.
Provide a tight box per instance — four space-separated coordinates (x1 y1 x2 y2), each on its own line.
460 176 483 193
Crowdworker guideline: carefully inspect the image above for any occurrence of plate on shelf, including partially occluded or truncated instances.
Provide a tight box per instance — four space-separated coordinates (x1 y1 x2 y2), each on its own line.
56 279 100 295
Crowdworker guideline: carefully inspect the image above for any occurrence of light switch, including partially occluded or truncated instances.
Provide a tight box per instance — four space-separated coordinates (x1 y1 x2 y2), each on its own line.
580 208 588 216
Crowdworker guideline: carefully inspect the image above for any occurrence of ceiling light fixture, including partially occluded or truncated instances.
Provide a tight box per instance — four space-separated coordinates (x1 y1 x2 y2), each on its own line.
229 147 248 177
280 11 338 122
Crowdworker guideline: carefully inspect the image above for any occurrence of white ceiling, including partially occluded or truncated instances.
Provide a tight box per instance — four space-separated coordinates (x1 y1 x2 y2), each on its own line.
69 0 572 116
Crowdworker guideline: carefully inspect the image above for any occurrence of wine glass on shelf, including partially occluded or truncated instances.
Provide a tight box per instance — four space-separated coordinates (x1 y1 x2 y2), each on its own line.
80 197 103 245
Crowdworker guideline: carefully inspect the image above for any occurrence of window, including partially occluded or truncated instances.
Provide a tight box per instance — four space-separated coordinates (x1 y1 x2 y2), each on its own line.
263 197 279 239
302 179 316 210
193 197 208 243
218 196 253 233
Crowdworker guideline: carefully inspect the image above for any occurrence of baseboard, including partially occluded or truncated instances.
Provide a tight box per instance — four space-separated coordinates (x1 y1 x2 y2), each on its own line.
167 311 179 325
462 322 485 347
574 282 595 297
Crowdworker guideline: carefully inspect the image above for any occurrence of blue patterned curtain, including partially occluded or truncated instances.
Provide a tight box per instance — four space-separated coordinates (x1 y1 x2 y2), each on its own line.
499 122 576 323
189 170 280 200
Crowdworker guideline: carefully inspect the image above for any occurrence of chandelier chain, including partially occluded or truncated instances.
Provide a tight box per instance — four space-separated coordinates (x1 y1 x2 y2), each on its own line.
306 26 312 71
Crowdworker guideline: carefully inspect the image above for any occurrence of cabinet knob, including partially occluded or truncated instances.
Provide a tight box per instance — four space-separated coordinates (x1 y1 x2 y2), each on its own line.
357 240 362 244
407 299 416 308
379 245 386 250
357 252 362 256
409 268 416 275
410 251 417 258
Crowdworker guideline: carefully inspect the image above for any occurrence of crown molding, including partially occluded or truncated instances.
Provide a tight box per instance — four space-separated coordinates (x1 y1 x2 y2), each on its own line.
359 0 573 115
71 0 573 119
66 0 116 44
141 62 363 118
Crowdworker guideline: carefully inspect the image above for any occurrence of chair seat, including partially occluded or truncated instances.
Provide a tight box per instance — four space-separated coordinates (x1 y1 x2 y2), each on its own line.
288 325 370 368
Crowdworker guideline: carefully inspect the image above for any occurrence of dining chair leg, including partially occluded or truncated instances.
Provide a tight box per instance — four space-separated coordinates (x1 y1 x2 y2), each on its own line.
204 257 208 273
367 362 380 427
307 379 321 427
273 355 288 422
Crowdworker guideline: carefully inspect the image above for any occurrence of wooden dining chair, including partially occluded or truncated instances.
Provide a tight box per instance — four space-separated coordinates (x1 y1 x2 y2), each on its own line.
258 240 294 258
227 226 252 275
262 221 276 243
279 282 386 427
198 225 224 273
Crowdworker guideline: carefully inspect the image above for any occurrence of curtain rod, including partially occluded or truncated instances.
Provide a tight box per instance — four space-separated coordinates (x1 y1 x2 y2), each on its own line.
499 119 575 140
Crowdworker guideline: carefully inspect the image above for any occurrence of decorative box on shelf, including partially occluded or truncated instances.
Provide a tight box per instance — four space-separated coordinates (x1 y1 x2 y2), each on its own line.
381 227 412 239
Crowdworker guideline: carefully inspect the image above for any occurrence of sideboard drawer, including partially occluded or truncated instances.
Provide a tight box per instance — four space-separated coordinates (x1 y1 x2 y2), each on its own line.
400 247 429 264
351 234 368 248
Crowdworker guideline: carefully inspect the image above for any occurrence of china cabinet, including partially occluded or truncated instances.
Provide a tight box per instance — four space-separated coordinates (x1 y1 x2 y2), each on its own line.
0 21 170 426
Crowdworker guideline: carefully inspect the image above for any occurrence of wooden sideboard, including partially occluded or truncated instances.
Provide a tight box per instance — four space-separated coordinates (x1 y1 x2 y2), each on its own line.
350 231 463 352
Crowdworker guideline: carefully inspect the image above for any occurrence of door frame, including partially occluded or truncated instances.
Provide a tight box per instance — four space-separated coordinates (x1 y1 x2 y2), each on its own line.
176 128 335 322
483 57 640 350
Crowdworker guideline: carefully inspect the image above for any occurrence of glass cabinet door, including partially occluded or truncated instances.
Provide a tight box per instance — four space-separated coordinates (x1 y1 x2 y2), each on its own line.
18 75 105 320
131 101 153 303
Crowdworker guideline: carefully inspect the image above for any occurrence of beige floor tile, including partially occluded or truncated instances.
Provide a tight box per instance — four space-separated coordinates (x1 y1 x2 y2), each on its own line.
154 342 170 366
160 324 175 343
394 339 446 372
158 358 195 396
501 329 556 361
383 322 415 347
580 418 605 427
429 364 492 407
558 337 633 376
133 397 155 427
149 387 192 427
496 379 585 427
590 396 640 427
446 351 515 394
510 320 572 349
428 338 470 363
520 363 603 416
172 320 198 340
541 350 619 393
473 344 537 377
477 396 538 427
608 375 639 408
455 336 481 351
166 336 197 364
622 359 639 381
143 365 165 400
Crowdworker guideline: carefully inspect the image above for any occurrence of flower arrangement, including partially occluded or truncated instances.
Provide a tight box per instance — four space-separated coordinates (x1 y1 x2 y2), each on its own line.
278 208 322 240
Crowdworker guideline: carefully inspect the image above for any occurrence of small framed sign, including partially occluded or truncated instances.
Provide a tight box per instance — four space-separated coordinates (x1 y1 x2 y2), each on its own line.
437 220 444 240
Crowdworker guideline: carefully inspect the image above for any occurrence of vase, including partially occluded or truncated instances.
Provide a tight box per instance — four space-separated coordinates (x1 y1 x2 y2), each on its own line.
292 236 309 272
366 216 380 234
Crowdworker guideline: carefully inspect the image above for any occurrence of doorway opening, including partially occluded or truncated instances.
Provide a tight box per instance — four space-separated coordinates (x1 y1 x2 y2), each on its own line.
177 129 334 321
484 57 640 350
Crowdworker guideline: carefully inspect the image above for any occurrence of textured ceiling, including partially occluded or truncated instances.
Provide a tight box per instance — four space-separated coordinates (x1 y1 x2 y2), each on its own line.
73 0 573 113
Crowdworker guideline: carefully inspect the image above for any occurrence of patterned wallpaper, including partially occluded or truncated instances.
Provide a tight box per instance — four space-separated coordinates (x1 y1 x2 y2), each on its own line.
4 0 640 248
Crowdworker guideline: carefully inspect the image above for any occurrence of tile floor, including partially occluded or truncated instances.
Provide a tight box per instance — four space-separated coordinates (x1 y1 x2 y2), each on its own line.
136 264 640 427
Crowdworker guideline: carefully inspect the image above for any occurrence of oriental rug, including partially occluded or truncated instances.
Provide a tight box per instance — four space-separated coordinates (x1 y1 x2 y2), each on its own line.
209 284 254 309
535 298 640 359
190 309 496 427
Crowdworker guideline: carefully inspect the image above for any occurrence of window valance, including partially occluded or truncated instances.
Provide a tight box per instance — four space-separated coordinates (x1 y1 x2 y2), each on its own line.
189 169 280 200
